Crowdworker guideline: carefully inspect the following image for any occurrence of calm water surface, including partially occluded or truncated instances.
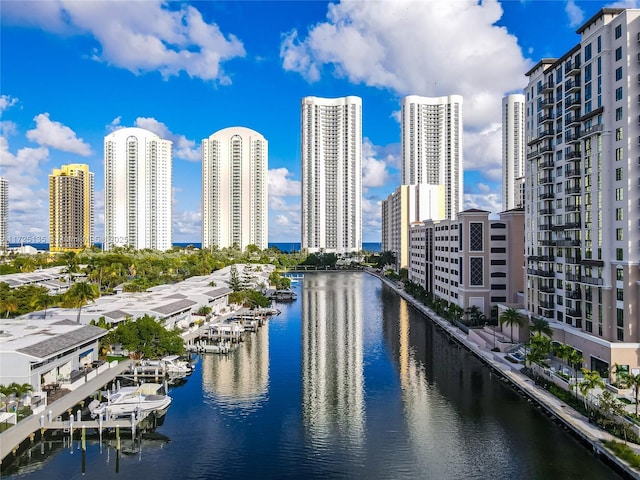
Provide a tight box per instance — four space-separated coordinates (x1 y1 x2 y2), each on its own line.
4 272 621 479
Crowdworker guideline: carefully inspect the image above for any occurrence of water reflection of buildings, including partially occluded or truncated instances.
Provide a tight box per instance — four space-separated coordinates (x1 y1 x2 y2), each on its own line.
301 273 365 444
201 325 269 411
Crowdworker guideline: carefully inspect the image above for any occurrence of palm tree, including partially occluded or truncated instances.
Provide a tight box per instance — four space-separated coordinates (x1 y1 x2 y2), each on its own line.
579 368 605 411
499 307 525 343
64 281 99 323
466 305 482 325
0 295 18 318
31 291 55 319
566 348 583 397
618 371 640 416
530 317 553 338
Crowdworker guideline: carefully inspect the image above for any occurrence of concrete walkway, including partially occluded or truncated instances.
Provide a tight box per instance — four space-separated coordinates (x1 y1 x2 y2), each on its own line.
368 270 640 479
0 360 131 464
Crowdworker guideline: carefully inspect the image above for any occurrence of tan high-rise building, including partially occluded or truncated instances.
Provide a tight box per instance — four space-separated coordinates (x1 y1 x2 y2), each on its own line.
49 164 94 252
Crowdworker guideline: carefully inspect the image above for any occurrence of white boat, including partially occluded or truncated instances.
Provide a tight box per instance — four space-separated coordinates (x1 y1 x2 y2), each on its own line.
144 355 193 376
90 383 172 419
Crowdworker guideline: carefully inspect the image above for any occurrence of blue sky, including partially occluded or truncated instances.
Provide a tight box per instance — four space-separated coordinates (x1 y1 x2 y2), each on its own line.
0 0 627 244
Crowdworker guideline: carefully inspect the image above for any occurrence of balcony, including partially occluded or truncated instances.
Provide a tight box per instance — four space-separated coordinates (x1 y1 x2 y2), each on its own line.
566 131 582 143
541 80 555 93
565 256 582 264
566 79 581 93
556 239 581 246
541 99 555 110
566 61 581 75
564 222 582 229
567 289 582 299
539 207 554 215
540 240 556 246
565 115 580 127
566 186 582 195
565 167 581 178
539 128 555 139
539 223 554 230
539 286 555 293
565 204 580 212
540 192 555 199
539 175 554 185
565 97 581 110
538 114 554 124
566 150 581 160
539 158 555 169
580 124 603 137
527 268 555 278
566 308 583 318
540 301 555 310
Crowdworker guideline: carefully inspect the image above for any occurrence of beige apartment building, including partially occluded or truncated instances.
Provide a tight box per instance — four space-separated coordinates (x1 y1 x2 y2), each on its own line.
409 208 525 319
525 8 640 377
49 163 94 252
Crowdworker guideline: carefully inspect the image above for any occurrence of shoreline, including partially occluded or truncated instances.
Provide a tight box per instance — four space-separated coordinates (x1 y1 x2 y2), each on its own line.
369 269 640 480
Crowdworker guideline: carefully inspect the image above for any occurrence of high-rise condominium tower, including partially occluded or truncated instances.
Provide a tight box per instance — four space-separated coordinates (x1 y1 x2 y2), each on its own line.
502 94 526 211
49 164 94 252
401 95 463 220
301 96 362 254
0 177 7 251
525 8 640 378
202 126 268 251
104 127 172 251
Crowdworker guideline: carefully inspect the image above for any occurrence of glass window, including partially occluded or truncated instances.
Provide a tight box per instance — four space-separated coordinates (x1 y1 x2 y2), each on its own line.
616 147 624 160
616 128 623 141
616 167 623 180
616 228 623 240
469 223 483 251
616 87 623 100
615 24 622 39
616 66 623 81
616 208 624 220
615 46 622 61
616 107 623 121
616 248 624 261
585 43 592 61
616 188 623 201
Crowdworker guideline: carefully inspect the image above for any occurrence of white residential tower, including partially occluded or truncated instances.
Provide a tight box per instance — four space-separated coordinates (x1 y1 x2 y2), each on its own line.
502 94 526 211
301 96 362 254
202 126 268 251
104 127 172 251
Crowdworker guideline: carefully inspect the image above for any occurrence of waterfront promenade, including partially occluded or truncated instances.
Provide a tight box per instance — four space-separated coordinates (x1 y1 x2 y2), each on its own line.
0 359 131 465
370 270 640 480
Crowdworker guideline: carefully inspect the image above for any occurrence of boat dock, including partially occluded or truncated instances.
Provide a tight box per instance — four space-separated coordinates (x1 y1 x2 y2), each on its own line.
0 359 132 467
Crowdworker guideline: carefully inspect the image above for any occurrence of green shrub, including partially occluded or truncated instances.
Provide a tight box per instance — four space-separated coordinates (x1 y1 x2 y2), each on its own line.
603 440 640 469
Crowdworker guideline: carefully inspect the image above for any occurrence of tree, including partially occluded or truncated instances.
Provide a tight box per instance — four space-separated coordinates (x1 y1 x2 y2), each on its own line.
0 294 18 318
530 317 553 338
579 368 605 412
64 281 99 323
229 265 242 292
618 371 640 416
499 307 525 343
527 334 552 366
106 315 184 359
196 305 212 317
466 306 482 325
30 291 55 319
566 348 584 397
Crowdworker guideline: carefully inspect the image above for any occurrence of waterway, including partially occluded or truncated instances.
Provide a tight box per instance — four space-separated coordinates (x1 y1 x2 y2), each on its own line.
3 272 622 479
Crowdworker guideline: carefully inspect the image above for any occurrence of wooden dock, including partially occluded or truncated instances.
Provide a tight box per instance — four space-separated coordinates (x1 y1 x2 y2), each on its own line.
0 359 132 466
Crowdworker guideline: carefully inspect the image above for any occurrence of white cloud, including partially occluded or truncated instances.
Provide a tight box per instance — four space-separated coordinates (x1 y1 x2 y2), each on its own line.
0 136 51 239
268 168 301 197
280 0 530 129
464 192 502 215
107 116 122 132
463 122 503 182
0 121 17 137
565 0 584 28
0 95 18 113
173 209 202 239
362 138 392 188
26 113 91 156
134 117 200 161
3 1 245 84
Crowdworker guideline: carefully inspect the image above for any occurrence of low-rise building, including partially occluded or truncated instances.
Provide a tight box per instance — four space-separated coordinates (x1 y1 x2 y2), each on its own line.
0 318 107 392
409 208 525 318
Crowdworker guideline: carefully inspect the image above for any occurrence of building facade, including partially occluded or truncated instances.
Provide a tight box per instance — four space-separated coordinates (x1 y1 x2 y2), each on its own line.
525 8 640 377
401 95 463 220
104 127 172 251
202 127 268 251
49 164 94 252
409 208 525 318
381 184 445 270
301 96 362 254
502 94 526 210
0 177 7 251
